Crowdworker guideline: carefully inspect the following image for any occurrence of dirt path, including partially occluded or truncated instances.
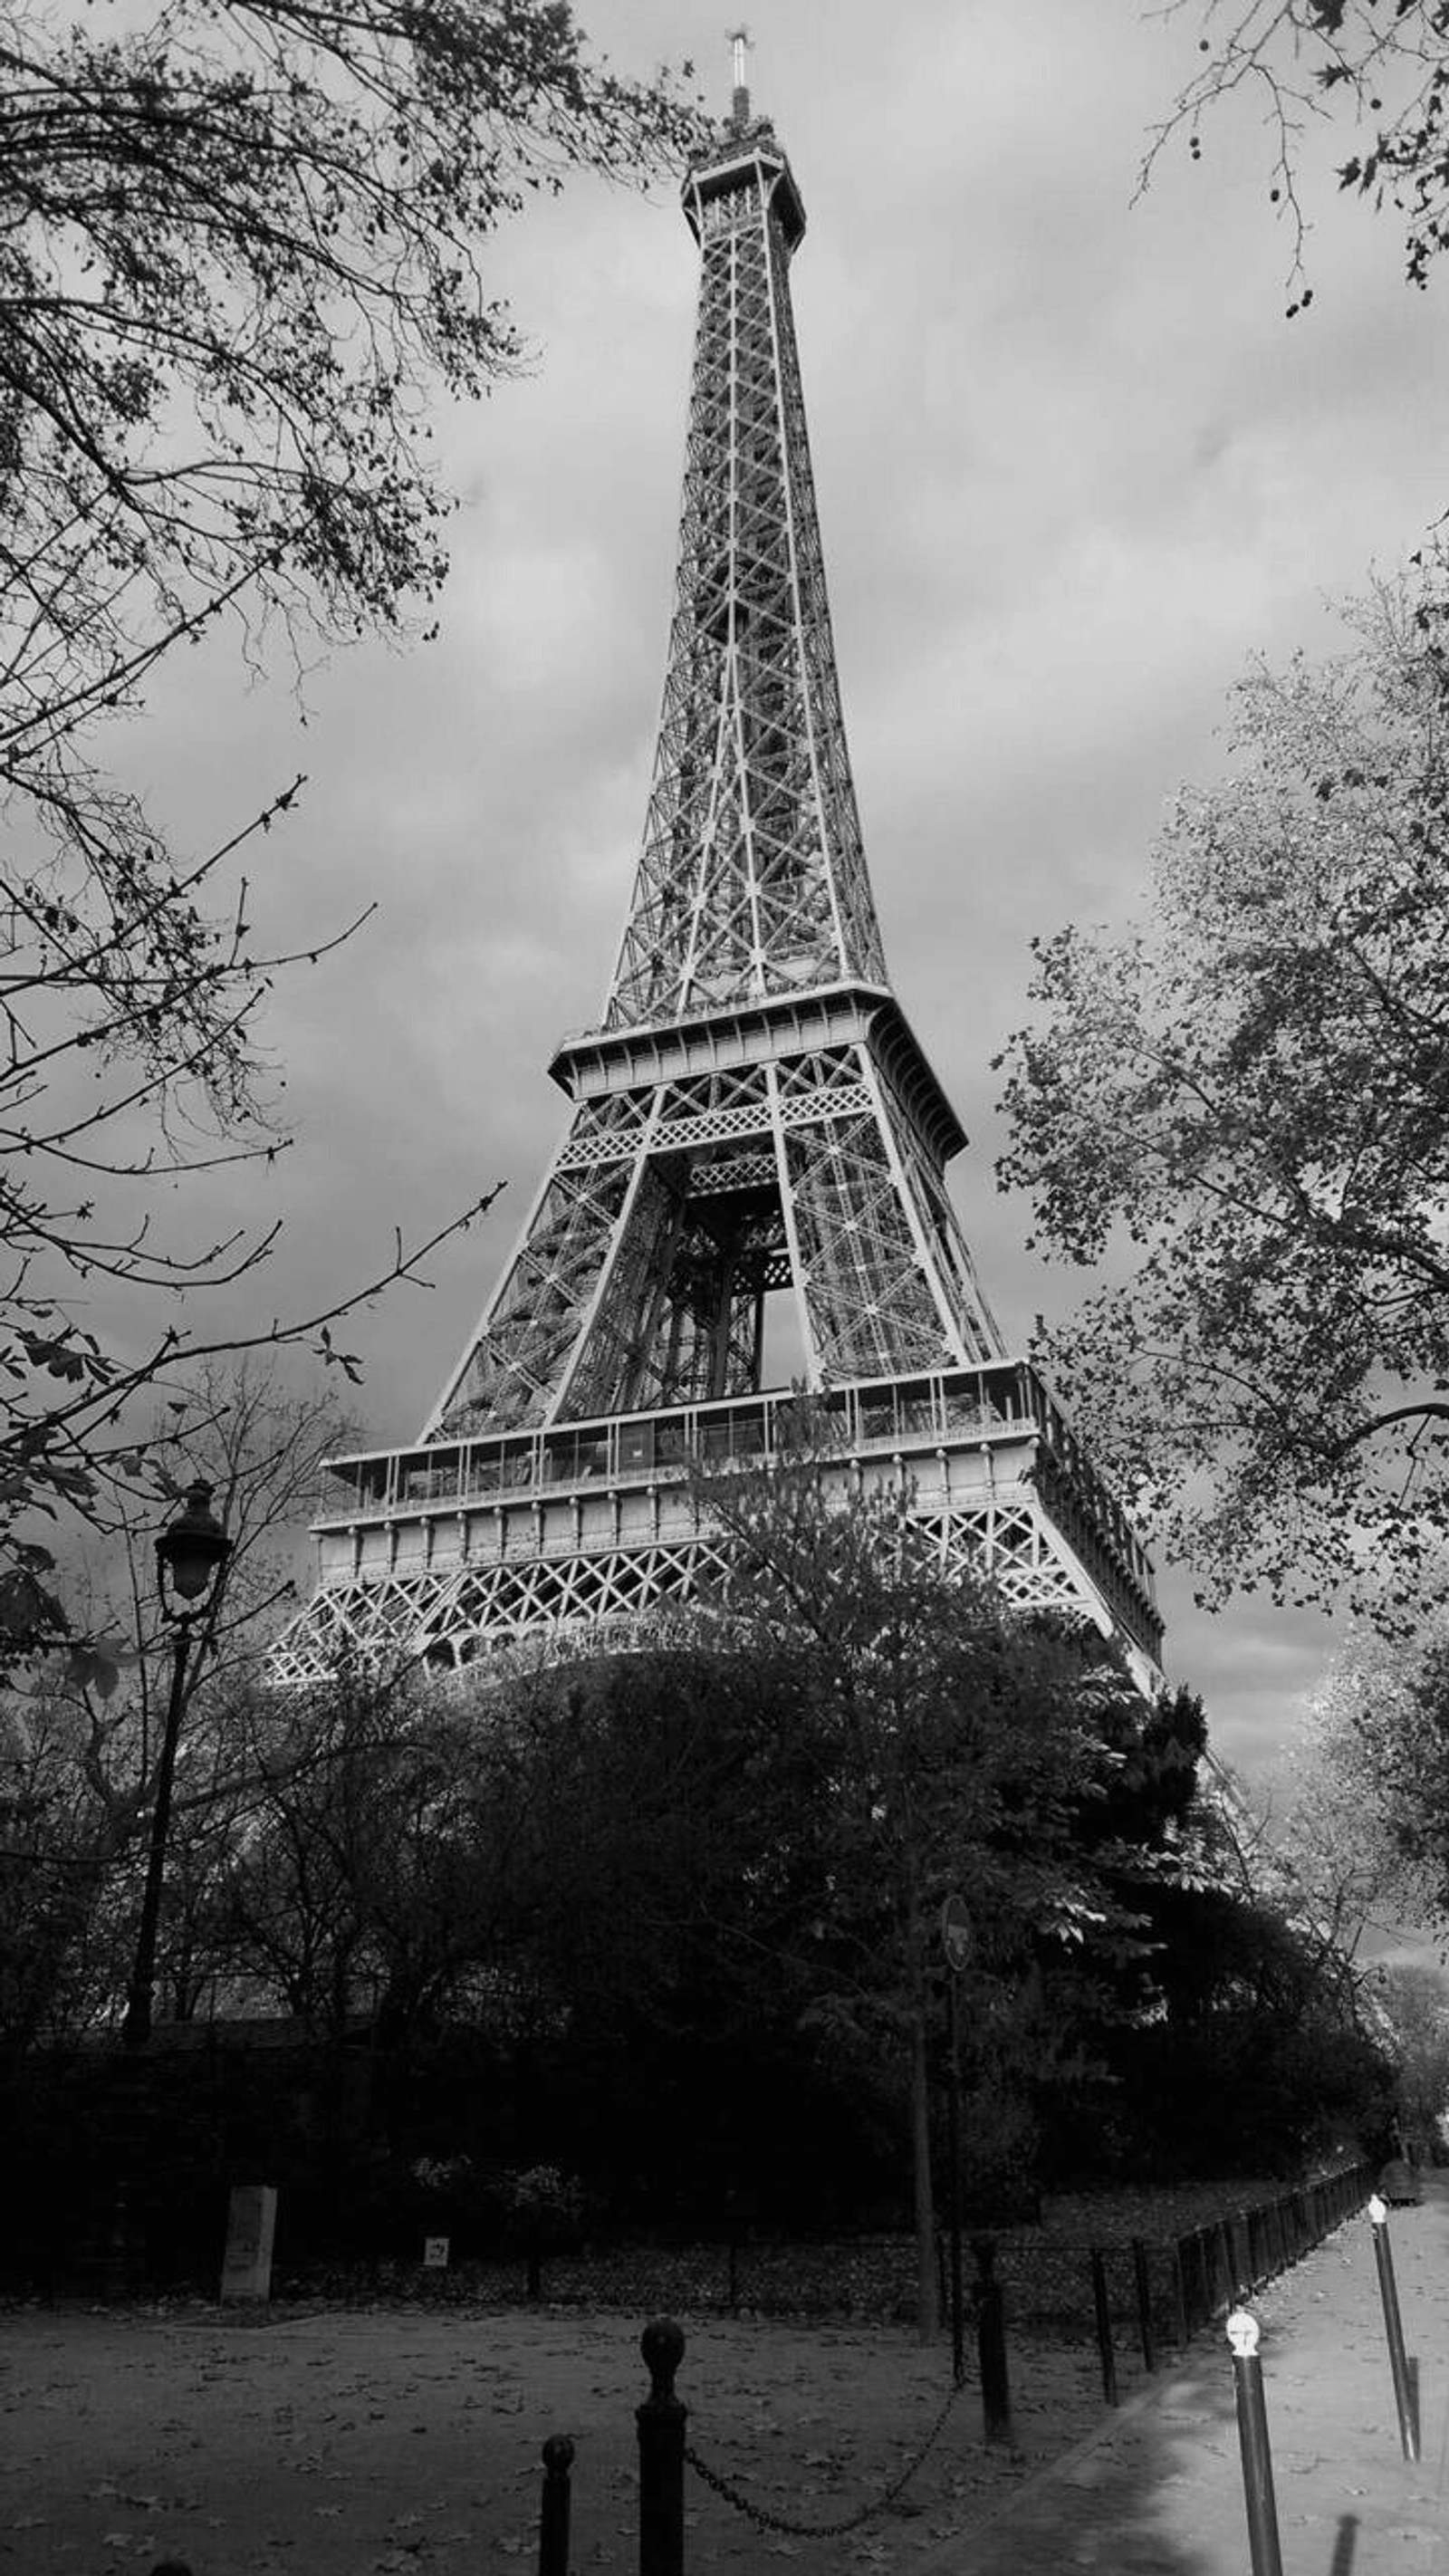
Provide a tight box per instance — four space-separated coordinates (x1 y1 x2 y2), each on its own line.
1 2302 1112 2573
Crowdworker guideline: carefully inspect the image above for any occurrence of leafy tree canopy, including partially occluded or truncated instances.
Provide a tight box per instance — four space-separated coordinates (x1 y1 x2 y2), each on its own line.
998 575 1449 1615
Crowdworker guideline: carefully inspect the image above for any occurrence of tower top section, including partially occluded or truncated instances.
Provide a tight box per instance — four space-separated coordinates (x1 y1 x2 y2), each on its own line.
683 34 805 251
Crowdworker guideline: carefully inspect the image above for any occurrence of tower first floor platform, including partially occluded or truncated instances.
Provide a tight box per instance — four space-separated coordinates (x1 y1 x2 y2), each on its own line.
271 1360 1162 1694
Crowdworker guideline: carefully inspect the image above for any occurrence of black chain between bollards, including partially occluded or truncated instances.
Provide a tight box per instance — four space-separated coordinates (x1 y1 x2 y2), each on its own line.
685 2371 966 2541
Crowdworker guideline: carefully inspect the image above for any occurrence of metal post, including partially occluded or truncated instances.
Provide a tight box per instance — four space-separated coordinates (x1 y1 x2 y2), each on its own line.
1185 2229 1205 2331
637 2318 686 2576
1089 2248 1118 2406
972 2235 1013 2446
121 1615 193 2049
1132 2235 1156 2372
1168 2237 1189 2348
945 1965 964 2387
1227 2309 1284 2576
1367 2196 1419 2462
538 2434 574 2576
1204 2223 1223 2315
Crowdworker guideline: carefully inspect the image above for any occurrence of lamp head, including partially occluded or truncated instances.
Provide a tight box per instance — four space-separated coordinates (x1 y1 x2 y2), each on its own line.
157 1479 232 1608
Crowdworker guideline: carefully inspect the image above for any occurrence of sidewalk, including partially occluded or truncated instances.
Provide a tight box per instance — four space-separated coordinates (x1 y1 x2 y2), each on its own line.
920 2177 1449 2575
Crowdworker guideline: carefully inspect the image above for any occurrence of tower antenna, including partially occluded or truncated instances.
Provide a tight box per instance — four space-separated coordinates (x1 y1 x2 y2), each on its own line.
727 24 752 130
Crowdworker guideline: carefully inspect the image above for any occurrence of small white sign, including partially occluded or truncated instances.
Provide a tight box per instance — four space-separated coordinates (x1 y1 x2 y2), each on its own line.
423 2235 450 2269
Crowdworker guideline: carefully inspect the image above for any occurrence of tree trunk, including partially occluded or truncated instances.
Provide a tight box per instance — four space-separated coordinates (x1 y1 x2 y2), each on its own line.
909 1987 939 2341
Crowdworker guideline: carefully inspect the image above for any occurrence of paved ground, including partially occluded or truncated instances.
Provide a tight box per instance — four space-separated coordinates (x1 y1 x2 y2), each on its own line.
921 2174 1449 2576
0 2299 1105 2572
3 2187 1445 2571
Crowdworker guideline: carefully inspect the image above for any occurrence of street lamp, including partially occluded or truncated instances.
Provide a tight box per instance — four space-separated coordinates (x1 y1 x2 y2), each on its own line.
120 1479 233 2049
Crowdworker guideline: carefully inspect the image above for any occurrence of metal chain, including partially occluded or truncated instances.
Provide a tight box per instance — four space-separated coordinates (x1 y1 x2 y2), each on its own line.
683 2371 964 2540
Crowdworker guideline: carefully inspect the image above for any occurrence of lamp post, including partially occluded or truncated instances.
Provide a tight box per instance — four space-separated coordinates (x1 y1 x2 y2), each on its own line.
940 1893 972 2385
120 1479 233 2049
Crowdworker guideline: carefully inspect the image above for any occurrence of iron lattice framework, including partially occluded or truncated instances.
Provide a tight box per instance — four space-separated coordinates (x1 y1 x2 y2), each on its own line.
274 95 1162 1690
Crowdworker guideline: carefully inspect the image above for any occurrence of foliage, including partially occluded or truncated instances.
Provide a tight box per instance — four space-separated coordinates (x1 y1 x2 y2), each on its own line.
1369 1959 1449 2142
1285 1616 1449 1920
1146 1 1449 297
998 576 1449 1613
0 0 700 1658
1076 1766 1396 2178
1272 1631 1444 1950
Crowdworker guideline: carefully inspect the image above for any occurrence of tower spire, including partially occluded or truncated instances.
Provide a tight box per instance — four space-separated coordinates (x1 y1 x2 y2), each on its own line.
273 102 1163 1695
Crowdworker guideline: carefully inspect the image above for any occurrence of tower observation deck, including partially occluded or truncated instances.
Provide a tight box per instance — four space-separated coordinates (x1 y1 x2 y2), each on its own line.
273 82 1163 1692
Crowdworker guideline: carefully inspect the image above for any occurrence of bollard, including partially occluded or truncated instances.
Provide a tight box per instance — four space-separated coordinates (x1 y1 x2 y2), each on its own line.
1226 2309 1284 2576
1367 2195 1420 2462
1089 2248 1118 2406
637 2317 686 2576
538 2433 574 2576
1131 2235 1156 2372
972 2235 1013 2446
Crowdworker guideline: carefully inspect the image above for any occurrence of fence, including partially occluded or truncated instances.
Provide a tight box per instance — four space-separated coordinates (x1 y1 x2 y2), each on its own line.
322 2158 1377 2346
1078 2161 1374 2405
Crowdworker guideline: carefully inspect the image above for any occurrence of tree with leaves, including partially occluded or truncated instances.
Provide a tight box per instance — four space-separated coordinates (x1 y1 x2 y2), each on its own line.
1370 1959 1449 2148
687 1445 1190 2333
1271 1634 1443 1960
1284 1613 1449 1922
1146 1 1449 301
0 0 700 1659
998 574 1449 1614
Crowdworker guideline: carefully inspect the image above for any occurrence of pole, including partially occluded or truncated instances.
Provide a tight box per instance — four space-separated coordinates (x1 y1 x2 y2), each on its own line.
1367 2196 1419 2462
1132 2235 1157 2372
945 1966 964 2386
1089 2248 1118 2407
1226 2309 1284 2576
121 1613 193 2049
972 2235 1013 2446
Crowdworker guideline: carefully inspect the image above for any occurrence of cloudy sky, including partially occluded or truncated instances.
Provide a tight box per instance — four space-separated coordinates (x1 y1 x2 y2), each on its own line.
115 0 1449 1786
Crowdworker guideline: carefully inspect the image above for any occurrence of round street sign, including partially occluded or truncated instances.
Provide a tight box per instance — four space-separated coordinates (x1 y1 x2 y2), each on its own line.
940 1893 972 1974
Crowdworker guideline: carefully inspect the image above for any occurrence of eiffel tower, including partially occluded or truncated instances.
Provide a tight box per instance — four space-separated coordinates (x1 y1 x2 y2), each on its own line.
273 58 1162 1691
